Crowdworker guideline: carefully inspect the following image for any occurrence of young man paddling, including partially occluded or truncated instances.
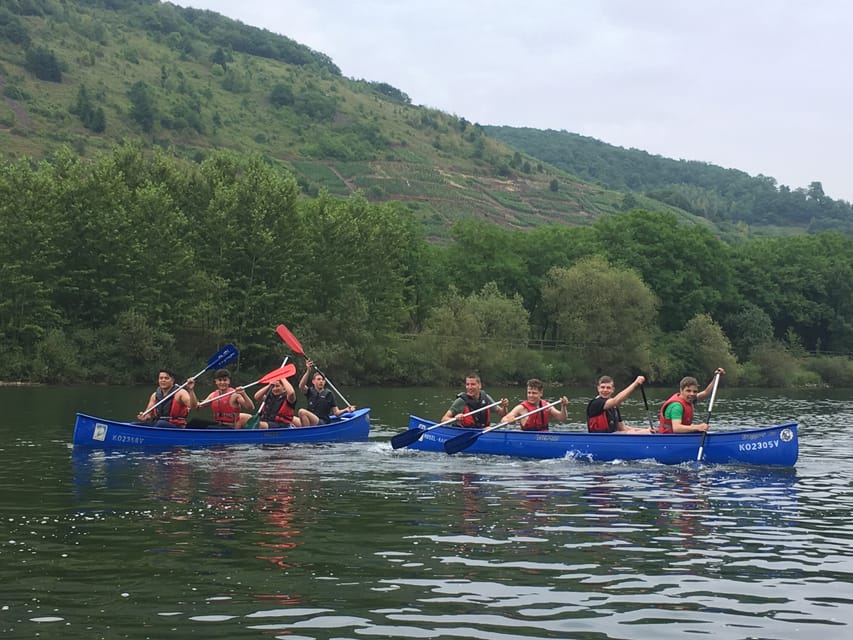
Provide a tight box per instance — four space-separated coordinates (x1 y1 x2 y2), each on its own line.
137 369 198 428
501 378 568 431
587 375 650 433
657 368 726 433
201 368 254 428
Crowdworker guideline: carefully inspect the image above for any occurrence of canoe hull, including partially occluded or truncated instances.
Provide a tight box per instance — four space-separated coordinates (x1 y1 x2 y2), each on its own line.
72 408 371 447
404 416 798 467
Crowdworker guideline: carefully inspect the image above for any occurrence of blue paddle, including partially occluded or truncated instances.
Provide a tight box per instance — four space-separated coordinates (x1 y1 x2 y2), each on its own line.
390 400 501 449
140 343 239 418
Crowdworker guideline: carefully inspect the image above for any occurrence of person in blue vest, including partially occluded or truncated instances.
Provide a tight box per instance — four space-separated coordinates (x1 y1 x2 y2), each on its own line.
296 359 356 426
440 373 509 428
501 378 568 431
586 374 650 433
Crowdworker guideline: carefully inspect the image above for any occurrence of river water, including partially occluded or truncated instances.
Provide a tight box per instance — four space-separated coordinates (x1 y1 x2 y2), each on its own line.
1 384 851 639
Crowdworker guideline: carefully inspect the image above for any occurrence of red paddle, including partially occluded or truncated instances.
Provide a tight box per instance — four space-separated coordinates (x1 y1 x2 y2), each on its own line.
275 324 353 408
197 363 296 407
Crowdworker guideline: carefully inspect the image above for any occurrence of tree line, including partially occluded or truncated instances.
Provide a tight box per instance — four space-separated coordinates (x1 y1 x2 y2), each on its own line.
2 144 853 388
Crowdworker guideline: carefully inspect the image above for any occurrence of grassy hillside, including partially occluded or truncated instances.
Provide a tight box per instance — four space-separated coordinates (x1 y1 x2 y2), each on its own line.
0 0 711 240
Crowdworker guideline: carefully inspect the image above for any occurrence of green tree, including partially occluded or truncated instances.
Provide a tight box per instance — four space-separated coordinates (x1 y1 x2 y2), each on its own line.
444 219 526 300
294 195 424 381
722 303 774 360
210 46 229 71
732 232 853 352
541 256 658 379
127 80 155 132
593 210 735 332
421 282 532 384
0 156 66 369
660 314 738 383
269 82 294 107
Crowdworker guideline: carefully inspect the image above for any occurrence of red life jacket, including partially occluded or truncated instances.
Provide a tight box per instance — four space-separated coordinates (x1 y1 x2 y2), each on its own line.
587 400 616 433
520 400 549 431
658 393 694 433
211 388 239 424
457 392 491 428
262 392 295 426
154 386 189 426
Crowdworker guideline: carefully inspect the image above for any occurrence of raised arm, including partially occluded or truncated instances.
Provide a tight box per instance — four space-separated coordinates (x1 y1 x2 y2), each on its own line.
697 368 725 401
298 359 314 394
604 375 645 409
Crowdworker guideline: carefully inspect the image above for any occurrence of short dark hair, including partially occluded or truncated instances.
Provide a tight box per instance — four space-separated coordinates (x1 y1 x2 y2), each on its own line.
159 368 178 380
679 376 699 390
526 378 544 391
214 369 231 379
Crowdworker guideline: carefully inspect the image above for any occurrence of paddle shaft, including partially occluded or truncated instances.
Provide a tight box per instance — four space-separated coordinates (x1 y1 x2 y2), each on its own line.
696 372 721 462
197 381 259 407
390 400 501 449
196 363 296 408
640 384 656 432
445 399 561 454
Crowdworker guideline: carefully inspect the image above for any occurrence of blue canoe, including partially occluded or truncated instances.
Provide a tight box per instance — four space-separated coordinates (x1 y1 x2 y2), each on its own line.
72 408 371 448
402 415 798 467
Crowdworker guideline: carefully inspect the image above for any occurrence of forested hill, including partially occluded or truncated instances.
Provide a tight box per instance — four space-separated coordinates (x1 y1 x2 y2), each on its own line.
0 0 663 240
485 126 853 236
1 0 849 240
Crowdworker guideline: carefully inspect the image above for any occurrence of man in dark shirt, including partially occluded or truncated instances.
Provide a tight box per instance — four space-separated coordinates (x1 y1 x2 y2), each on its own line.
586 375 649 433
297 359 355 426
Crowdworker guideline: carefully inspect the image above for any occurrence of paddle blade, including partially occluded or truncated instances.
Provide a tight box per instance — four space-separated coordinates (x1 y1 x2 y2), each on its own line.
208 343 239 370
260 363 296 384
275 324 305 356
244 412 261 430
390 427 426 449
444 430 481 455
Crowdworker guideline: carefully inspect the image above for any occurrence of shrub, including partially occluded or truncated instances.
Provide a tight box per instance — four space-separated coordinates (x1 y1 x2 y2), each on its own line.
804 355 853 387
24 45 62 82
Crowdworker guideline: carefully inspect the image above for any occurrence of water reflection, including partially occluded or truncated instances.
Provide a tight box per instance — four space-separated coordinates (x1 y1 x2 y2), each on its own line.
5 387 853 638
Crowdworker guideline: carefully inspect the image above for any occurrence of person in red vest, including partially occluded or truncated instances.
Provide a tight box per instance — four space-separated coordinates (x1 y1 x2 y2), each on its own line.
201 369 254 428
657 368 726 433
137 368 198 428
254 376 301 429
501 378 568 432
586 374 650 433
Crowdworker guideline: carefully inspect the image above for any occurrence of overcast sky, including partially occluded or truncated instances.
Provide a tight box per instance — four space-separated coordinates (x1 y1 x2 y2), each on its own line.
176 0 853 202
